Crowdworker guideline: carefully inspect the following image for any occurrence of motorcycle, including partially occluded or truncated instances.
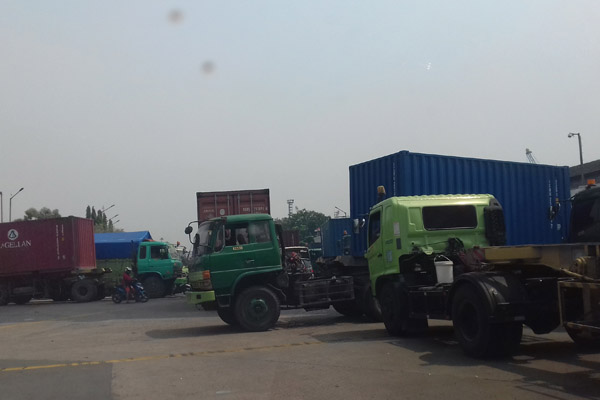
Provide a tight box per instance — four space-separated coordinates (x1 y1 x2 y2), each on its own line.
112 280 149 303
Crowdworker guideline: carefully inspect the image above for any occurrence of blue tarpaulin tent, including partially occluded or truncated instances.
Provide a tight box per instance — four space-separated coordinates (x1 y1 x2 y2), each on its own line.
94 231 152 260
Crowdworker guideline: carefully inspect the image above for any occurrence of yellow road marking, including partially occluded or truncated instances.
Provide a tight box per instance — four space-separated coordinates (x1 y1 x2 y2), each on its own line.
0 341 322 373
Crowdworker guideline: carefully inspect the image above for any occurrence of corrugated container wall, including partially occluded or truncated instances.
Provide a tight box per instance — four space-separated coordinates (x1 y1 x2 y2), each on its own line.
197 189 270 221
0 217 96 277
321 218 353 258
349 151 571 257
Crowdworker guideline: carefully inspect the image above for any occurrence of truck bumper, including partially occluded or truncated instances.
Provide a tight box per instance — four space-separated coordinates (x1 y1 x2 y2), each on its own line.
186 290 216 305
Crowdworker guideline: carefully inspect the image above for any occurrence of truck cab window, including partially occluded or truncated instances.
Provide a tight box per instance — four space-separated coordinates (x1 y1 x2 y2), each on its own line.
250 221 271 243
151 245 169 260
139 246 147 259
423 205 477 230
369 211 381 246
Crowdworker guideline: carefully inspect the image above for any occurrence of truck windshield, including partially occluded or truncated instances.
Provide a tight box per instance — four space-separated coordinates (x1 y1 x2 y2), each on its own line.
195 221 220 256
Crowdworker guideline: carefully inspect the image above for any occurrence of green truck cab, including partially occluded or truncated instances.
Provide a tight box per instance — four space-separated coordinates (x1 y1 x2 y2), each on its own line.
185 214 354 331
366 194 501 292
95 232 184 298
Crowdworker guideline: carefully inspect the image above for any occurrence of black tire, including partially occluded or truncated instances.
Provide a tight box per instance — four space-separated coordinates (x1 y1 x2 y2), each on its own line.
332 299 364 317
379 282 427 336
112 293 122 304
452 284 522 357
217 307 238 326
0 284 10 306
363 286 383 322
142 276 166 298
566 325 600 349
13 295 32 305
234 286 280 332
70 279 98 303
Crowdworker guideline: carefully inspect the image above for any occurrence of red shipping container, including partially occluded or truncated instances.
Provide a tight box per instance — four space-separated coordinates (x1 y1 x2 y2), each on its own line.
196 189 271 221
0 217 96 277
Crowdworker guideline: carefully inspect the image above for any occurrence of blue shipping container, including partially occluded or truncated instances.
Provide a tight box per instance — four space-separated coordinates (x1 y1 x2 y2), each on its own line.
349 151 571 257
320 218 353 258
95 231 153 259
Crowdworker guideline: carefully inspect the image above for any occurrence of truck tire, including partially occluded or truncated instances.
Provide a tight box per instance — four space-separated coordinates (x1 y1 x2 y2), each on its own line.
71 279 98 303
217 307 238 326
0 284 9 306
379 282 427 336
142 276 166 298
452 284 522 357
363 285 383 322
234 286 280 332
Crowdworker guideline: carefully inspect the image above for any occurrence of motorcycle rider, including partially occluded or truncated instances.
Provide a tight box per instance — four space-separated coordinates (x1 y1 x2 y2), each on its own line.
123 266 135 303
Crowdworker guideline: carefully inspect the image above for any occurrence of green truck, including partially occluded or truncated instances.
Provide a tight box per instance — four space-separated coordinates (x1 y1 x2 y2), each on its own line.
95 232 184 298
184 214 354 331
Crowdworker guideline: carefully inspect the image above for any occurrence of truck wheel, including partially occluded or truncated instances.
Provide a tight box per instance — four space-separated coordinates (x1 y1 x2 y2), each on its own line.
13 295 32 305
380 282 428 336
234 286 280 332
363 285 383 322
0 285 9 306
217 307 238 326
333 300 364 317
380 282 409 335
71 279 98 303
452 285 521 357
142 276 166 298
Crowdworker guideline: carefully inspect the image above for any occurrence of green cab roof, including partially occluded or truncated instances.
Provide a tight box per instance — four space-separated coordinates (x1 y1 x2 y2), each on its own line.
378 194 495 208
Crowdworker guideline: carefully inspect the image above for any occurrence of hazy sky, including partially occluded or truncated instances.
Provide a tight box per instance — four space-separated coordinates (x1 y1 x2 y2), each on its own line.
1 1 599 245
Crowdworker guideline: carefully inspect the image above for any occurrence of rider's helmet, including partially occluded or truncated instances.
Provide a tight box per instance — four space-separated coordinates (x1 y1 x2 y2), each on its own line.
125 267 132 275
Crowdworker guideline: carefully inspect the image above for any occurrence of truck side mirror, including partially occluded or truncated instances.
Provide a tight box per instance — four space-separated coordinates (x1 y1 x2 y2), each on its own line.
185 226 193 235
353 218 365 234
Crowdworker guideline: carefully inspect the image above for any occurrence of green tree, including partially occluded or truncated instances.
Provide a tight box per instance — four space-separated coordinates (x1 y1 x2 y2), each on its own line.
275 209 328 244
86 205 123 233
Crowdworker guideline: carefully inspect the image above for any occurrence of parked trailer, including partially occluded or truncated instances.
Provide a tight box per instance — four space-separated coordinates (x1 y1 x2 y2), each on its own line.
0 217 107 304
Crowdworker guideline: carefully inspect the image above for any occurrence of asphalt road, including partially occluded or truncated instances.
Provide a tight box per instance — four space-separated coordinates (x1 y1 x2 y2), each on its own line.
1 296 599 400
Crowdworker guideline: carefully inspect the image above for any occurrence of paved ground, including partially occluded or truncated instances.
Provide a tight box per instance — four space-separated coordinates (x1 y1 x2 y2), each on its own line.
0 296 599 400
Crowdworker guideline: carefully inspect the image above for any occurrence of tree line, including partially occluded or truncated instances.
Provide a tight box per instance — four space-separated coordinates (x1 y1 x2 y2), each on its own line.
12 206 121 233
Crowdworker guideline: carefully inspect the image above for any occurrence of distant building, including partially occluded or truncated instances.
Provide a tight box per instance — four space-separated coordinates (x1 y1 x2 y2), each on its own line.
570 159 600 191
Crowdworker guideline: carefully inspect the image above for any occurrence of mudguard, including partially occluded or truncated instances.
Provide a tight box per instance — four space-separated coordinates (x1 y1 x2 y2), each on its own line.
449 272 528 323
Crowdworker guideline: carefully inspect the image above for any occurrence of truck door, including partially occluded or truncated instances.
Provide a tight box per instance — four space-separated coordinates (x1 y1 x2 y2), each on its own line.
147 244 174 279
365 207 384 276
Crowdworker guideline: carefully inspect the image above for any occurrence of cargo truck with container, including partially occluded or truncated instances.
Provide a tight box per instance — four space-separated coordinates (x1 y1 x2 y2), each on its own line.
95 231 184 298
317 151 598 356
0 217 107 304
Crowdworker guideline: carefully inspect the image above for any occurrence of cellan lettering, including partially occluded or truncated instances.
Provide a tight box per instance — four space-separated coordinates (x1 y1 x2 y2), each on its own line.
0 240 32 249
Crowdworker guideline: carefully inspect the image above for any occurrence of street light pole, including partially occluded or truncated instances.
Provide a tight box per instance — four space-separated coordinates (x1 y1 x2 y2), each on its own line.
568 133 584 186
9 187 24 222
101 204 115 213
